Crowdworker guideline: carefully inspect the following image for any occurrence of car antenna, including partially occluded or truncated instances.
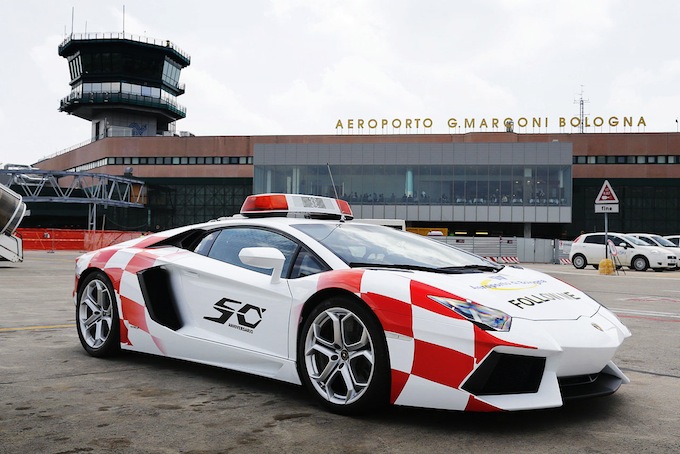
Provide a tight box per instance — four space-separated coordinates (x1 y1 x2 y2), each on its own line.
327 163 345 222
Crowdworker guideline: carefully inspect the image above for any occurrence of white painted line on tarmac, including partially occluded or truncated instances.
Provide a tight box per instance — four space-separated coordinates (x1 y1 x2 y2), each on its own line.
611 308 680 320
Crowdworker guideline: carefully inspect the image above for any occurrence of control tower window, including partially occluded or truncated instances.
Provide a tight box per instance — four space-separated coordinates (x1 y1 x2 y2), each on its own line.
162 58 181 87
68 54 83 80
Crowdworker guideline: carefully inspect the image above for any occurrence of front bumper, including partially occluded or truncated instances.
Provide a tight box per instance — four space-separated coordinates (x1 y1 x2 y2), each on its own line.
388 309 630 412
469 312 630 411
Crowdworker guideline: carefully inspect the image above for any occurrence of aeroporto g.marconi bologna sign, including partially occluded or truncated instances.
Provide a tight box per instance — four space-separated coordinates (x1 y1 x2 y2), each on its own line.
334 116 647 132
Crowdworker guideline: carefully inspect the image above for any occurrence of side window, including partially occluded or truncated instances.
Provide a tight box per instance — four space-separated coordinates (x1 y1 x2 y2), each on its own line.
194 230 220 256
584 234 605 245
290 249 329 279
608 235 626 247
207 228 299 276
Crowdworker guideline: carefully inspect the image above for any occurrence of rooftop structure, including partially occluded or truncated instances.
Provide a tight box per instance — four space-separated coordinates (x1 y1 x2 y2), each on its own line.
58 33 191 140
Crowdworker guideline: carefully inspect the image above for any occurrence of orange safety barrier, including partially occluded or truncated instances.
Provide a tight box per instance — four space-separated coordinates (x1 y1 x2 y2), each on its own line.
16 228 146 252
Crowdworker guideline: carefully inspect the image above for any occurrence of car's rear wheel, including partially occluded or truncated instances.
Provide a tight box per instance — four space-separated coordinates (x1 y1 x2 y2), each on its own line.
298 296 389 415
76 271 120 357
572 254 587 269
631 256 649 272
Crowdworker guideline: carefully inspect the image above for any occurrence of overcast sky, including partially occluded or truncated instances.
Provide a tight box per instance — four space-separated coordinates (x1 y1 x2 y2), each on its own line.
2 0 679 166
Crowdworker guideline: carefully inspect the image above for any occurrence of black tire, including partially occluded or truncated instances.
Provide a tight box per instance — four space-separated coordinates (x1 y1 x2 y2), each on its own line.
76 271 121 357
572 254 587 269
298 296 390 415
592 264 599 270
631 256 649 272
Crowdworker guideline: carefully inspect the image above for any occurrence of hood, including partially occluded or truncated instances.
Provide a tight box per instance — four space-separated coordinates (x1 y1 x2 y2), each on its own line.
404 265 601 321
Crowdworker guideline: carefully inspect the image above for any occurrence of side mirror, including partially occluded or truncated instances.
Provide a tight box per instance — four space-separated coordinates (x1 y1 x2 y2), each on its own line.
239 247 286 284
618 242 627 248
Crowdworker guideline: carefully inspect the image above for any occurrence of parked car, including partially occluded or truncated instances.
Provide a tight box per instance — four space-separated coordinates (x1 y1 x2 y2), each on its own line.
570 232 677 271
664 235 680 247
628 233 680 269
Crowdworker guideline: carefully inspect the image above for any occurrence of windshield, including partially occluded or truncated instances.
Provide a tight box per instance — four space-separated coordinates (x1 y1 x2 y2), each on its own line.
650 235 676 247
622 234 650 246
293 223 501 272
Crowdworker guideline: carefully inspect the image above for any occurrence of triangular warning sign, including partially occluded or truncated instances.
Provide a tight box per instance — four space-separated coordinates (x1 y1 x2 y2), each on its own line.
595 180 619 204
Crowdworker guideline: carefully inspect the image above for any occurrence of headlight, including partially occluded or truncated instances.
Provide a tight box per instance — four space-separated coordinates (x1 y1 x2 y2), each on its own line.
428 296 512 332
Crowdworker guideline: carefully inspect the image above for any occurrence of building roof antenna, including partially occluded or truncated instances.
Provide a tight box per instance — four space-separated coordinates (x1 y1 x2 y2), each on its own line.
574 85 589 133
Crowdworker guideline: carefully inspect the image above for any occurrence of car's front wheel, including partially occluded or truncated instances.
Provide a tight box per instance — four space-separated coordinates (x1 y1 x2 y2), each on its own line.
572 254 587 269
298 296 389 415
631 256 649 272
76 271 121 357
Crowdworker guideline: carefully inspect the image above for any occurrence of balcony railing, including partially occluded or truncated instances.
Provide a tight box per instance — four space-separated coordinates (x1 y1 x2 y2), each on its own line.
59 32 191 64
60 92 187 118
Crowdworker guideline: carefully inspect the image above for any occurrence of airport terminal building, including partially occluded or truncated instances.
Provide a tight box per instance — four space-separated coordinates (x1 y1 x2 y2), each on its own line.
15 33 680 239
30 130 680 240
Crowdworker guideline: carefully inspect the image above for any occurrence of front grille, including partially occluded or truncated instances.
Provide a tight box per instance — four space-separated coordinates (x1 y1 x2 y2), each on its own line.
559 373 598 387
558 372 623 400
462 352 545 396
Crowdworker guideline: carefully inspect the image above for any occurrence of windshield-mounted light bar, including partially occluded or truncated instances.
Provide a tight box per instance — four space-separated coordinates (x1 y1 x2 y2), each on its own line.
240 193 354 219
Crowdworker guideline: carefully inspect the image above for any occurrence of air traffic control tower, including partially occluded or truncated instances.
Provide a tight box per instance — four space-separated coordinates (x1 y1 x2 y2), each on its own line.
58 33 191 139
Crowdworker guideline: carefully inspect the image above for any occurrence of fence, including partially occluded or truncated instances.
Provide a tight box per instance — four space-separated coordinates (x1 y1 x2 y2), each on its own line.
432 236 519 263
16 227 575 264
16 228 144 252
432 236 574 264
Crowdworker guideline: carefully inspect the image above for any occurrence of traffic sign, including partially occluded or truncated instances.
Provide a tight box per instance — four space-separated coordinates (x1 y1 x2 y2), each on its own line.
595 204 620 213
607 239 618 256
595 180 619 204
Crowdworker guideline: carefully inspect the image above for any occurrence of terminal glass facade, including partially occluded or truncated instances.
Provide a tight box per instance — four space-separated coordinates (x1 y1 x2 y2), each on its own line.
258 163 569 207
254 142 572 225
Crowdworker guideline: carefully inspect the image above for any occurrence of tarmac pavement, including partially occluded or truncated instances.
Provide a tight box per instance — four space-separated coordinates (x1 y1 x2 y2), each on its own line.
1 252 679 453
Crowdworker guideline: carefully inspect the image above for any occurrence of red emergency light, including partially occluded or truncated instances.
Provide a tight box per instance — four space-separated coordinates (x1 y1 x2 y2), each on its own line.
240 194 353 219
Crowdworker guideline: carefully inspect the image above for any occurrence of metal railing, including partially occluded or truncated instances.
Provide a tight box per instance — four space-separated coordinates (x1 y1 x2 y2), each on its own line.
59 92 187 117
35 139 95 164
59 32 191 63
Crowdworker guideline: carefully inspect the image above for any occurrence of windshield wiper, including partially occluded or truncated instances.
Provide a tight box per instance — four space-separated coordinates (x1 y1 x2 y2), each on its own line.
348 262 503 274
348 262 444 273
438 264 504 273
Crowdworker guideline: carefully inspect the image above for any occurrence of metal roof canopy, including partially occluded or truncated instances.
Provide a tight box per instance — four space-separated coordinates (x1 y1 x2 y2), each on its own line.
0 169 145 230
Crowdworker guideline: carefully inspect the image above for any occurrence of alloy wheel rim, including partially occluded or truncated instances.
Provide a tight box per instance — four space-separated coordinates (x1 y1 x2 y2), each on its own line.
78 279 114 349
304 307 375 405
